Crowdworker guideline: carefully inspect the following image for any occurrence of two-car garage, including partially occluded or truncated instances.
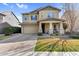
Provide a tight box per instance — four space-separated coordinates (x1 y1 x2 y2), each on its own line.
21 23 38 34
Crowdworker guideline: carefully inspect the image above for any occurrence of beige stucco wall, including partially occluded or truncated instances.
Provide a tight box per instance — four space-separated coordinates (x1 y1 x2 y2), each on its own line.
22 14 31 22
22 10 59 22
22 24 38 34
38 10 59 20
22 14 39 23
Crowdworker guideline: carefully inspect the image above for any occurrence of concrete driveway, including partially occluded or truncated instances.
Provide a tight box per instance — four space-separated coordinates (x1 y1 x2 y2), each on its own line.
0 34 79 56
0 34 37 56
0 34 37 43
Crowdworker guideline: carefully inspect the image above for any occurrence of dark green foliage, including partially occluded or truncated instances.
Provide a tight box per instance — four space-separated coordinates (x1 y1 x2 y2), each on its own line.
37 32 43 36
50 32 59 36
3 27 21 36
12 27 21 33
70 35 79 39
3 27 14 36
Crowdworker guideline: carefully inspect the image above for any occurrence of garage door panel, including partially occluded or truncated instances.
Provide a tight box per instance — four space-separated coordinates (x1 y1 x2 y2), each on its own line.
23 24 38 34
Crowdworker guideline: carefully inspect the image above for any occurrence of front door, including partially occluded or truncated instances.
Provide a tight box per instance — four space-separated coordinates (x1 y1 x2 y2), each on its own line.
53 24 57 33
42 23 45 33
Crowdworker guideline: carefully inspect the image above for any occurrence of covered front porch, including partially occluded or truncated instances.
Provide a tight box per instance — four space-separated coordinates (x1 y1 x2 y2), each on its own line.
38 20 64 35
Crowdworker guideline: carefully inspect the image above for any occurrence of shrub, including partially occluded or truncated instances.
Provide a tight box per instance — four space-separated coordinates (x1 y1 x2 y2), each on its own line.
55 32 59 35
3 27 14 36
50 34 53 36
3 27 21 36
12 27 21 33
50 33 59 36
37 32 43 36
70 35 79 39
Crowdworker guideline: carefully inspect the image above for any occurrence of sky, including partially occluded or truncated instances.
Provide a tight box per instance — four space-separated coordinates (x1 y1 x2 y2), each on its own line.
0 3 65 22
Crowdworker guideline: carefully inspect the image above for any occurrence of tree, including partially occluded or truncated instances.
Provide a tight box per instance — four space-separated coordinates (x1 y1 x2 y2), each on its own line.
63 3 78 33
63 23 67 31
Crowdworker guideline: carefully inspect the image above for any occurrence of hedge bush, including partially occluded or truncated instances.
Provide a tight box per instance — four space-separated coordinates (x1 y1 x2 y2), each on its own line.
70 35 79 39
3 27 21 36
3 27 14 36
12 27 21 33
37 32 43 36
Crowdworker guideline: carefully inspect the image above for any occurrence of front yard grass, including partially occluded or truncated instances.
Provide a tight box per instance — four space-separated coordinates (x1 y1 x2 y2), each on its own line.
0 35 10 40
35 38 79 52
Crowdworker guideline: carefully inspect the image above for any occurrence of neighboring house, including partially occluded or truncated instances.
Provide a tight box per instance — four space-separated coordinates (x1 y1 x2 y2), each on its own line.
21 5 65 35
0 13 5 23
0 11 20 33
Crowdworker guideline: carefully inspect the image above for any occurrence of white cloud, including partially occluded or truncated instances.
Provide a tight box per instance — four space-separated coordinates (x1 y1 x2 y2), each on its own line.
16 3 28 9
2 3 8 6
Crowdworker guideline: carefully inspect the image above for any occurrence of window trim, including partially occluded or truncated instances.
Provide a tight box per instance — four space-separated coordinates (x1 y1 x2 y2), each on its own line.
47 12 53 18
23 15 28 20
31 15 37 21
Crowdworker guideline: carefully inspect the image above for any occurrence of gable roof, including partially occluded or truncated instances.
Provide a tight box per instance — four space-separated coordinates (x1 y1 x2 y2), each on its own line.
0 13 6 16
1 11 21 23
22 5 61 15
11 11 21 23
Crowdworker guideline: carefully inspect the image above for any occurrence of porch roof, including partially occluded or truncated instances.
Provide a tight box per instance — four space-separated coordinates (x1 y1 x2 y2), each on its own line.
38 18 65 22
20 22 37 25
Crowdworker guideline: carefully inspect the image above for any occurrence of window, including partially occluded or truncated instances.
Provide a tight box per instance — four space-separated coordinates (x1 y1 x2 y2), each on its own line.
48 12 53 18
24 17 27 20
23 15 28 20
31 15 37 20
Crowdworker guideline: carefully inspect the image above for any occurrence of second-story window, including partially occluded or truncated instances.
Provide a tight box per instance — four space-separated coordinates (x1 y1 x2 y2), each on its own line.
23 15 28 20
24 17 27 20
48 12 53 18
31 15 37 21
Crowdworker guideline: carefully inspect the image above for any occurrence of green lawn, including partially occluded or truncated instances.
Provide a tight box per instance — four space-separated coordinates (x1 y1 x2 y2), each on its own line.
0 35 10 40
35 38 79 52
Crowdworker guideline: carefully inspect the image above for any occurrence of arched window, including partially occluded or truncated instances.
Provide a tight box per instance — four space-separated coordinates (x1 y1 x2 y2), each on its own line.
31 15 37 20
48 12 53 18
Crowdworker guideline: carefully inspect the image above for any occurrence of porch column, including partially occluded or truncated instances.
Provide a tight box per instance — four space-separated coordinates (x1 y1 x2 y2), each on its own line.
49 22 53 34
59 22 64 35
39 22 42 33
21 26 24 34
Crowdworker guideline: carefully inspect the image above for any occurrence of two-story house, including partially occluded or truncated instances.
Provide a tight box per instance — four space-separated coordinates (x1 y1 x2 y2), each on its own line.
0 11 20 33
21 5 65 35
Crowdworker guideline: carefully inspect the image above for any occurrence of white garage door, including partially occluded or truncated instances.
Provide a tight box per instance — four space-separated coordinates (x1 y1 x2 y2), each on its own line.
23 24 38 34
